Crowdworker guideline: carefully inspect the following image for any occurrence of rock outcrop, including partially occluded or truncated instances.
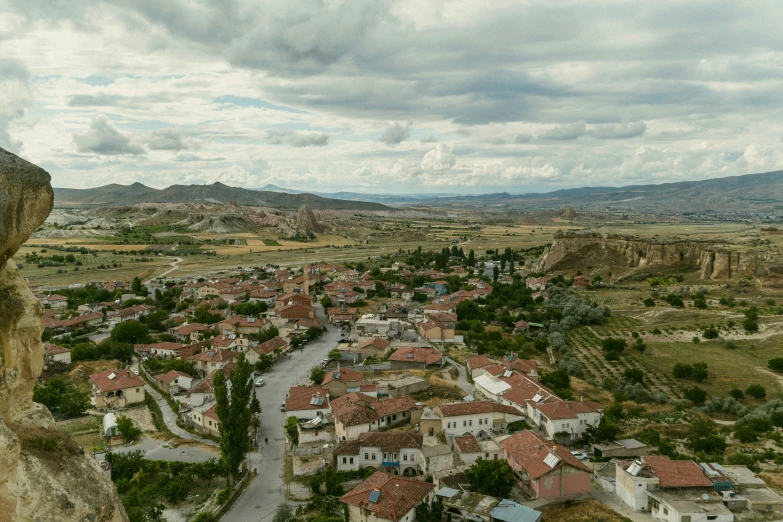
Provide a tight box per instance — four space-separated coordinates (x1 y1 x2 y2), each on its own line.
294 204 323 235
0 148 126 522
540 231 775 280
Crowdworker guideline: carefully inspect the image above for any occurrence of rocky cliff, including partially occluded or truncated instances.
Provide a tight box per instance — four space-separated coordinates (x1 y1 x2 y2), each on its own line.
0 148 126 522
540 231 775 280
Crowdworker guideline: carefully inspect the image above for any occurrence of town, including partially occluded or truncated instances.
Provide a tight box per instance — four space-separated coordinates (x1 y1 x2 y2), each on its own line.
31 246 783 522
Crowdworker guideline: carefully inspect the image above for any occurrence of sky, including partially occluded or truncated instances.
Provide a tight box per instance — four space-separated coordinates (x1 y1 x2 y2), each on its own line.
3 0 783 194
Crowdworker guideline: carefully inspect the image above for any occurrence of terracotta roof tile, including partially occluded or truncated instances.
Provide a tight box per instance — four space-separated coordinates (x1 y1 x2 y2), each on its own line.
340 471 435 522
454 435 481 454
642 456 712 488
89 369 145 392
436 401 523 418
500 430 589 479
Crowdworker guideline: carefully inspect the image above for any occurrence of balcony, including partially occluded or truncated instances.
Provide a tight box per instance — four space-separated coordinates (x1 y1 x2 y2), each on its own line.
381 461 399 467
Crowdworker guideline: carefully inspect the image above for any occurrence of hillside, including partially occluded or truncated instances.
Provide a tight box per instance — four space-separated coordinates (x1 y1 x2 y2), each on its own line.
420 170 783 215
54 182 389 210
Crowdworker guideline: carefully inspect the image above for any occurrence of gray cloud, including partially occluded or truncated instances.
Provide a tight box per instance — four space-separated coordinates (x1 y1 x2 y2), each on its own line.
0 59 31 153
514 133 532 143
539 121 586 141
265 129 329 147
146 128 189 150
68 93 126 107
420 135 438 143
73 114 145 155
591 121 647 139
380 123 410 145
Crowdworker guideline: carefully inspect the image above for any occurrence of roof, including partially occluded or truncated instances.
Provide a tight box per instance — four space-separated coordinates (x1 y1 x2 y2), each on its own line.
535 400 603 420
352 432 423 452
44 343 71 355
89 369 145 392
285 386 330 412
500 430 590 479
490 499 541 522
466 354 490 370
187 349 240 363
388 346 442 365
334 439 362 456
642 456 712 488
323 367 364 385
297 317 324 328
506 358 538 375
436 401 523 418
360 337 392 351
330 393 417 427
155 370 192 384
253 336 288 355
454 435 481 454
221 316 265 328
340 471 435 522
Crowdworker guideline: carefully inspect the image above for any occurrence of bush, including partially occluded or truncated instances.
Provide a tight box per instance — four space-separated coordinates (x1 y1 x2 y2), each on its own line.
216 486 232 505
769 358 783 373
643 298 655 307
673 363 693 379
746 384 767 399
684 386 707 405
692 363 709 383
729 388 745 400
702 327 719 340
623 368 645 384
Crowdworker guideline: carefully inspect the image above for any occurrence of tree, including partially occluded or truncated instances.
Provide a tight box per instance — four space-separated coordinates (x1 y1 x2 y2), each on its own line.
745 384 767 399
702 326 719 340
33 379 89 417
328 349 342 361
273 504 295 522
492 265 499 283
633 337 646 353
111 320 150 344
729 388 745 400
117 416 142 443
769 358 783 373
623 368 645 384
692 362 709 383
214 354 254 484
643 298 655 307
131 276 143 294
416 501 444 522
601 338 627 356
673 363 693 379
310 366 325 385
285 416 299 446
255 354 273 373
467 249 475 267
320 295 333 309
465 459 515 498
684 386 707 405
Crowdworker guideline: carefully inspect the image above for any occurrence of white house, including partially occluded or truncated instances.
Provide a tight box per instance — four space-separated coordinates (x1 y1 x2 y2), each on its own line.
340 472 435 522
285 386 331 420
435 401 525 441
334 432 423 477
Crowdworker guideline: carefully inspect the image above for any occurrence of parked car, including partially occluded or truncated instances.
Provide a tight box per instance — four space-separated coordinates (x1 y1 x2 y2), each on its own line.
280 402 286 412
571 451 589 460
338 339 350 344
254 378 266 387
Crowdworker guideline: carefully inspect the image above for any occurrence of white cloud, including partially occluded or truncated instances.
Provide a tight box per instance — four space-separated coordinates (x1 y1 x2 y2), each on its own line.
266 129 329 147
539 121 587 141
72 114 145 155
591 121 646 139
380 123 411 145
146 128 190 150
421 142 456 171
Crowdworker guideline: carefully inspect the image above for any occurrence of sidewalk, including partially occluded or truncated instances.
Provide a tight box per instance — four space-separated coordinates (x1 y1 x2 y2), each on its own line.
144 382 218 446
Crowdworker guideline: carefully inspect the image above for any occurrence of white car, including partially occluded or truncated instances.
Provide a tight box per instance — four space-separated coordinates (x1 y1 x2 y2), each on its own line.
254 379 266 387
571 451 589 460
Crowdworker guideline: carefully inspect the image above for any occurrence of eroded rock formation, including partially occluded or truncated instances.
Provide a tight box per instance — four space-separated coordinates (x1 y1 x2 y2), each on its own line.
0 148 126 521
540 231 775 280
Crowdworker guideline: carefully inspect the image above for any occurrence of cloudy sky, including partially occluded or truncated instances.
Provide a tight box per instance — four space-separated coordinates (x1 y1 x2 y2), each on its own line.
3 1 783 194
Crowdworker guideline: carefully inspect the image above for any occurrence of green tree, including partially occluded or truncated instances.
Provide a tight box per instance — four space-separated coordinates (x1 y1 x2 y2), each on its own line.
768 358 783 373
117 416 142 443
702 326 719 340
684 386 707 405
131 276 143 294
601 338 627 355
255 354 273 373
729 388 745 400
273 503 295 522
328 349 342 361
214 354 254 484
745 384 767 399
467 249 475 267
111 320 150 344
320 295 334 309
692 362 709 383
310 366 325 385
672 363 693 379
285 416 299 446
416 502 444 522
642 298 655 307
59 387 91 416
465 459 515 498
623 368 645 384
492 265 499 283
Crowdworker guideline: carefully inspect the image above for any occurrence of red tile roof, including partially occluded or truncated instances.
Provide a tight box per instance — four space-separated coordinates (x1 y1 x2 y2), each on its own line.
254 336 288 355
454 435 481 454
286 386 330 412
330 393 417 427
466 354 490 370
323 367 364 385
535 400 603 420
360 338 391 351
155 370 192 384
89 369 145 392
340 471 434 522
436 401 523 418
500 430 589 479
642 456 712 488
388 346 442 365
44 343 71 356
187 349 240 363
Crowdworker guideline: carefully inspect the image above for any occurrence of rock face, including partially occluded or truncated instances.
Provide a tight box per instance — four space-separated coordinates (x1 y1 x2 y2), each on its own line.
540 231 774 280
294 204 323 235
0 149 127 522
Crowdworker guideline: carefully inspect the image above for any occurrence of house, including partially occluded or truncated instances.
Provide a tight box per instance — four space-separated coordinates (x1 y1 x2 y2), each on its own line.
359 338 392 359
116 304 157 322
334 432 424 476
525 277 549 291
322 367 367 398
330 393 419 441
417 318 456 343
209 334 249 352
189 402 221 437
340 471 435 522
170 322 211 343
275 292 312 309
187 349 240 376
285 386 331 420
435 401 525 440
40 294 68 311
592 438 648 458
435 489 541 522
146 341 186 358
245 336 288 365
249 289 278 306
89 369 145 409
615 456 714 512
278 303 315 320
513 320 529 334
388 346 443 370
532 399 603 442
572 275 591 287
453 435 483 466
500 430 590 499
466 354 491 377
154 370 194 394
44 343 71 365
219 316 266 336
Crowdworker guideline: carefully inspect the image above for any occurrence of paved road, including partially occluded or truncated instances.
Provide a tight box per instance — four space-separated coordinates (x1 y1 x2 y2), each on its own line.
132 357 217 446
224 304 339 522
95 438 219 463
445 356 475 396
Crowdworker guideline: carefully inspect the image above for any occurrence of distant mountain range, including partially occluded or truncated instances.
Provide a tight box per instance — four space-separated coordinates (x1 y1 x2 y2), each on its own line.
419 169 783 214
53 182 390 211
55 169 783 215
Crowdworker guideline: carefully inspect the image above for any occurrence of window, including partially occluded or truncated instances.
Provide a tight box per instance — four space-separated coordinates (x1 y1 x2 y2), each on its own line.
681 516 690 522
365 453 369 460
404 454 408 461
342 457 347 464
479 419 482 426
372 454 376 460
706 517 717 521
485 418 488 425
469 420 472 427
350 458 354 464
463 421 467 427
447 422 451 429
663 508 668 515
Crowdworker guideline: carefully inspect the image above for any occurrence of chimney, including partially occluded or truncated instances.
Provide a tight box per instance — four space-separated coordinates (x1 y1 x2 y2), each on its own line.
580 395 584 402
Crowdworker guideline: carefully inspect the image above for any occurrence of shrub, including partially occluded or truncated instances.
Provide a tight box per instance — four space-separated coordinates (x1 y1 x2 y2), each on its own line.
216 486 232 505
673 363 693 379
684 386 707 405
692 363 709 383
746 384 767 399
702 327 719 340
623 368 644 384
769 358 783 373
729 388 745 400
643 298 655 307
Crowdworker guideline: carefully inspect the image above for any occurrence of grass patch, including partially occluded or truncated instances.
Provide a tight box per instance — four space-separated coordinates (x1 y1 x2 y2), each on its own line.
541 499 632 522
263 239 282 246
144 391 171 435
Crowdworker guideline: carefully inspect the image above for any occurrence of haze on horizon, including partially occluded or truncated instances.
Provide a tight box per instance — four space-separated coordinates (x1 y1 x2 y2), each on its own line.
3 0 783 195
